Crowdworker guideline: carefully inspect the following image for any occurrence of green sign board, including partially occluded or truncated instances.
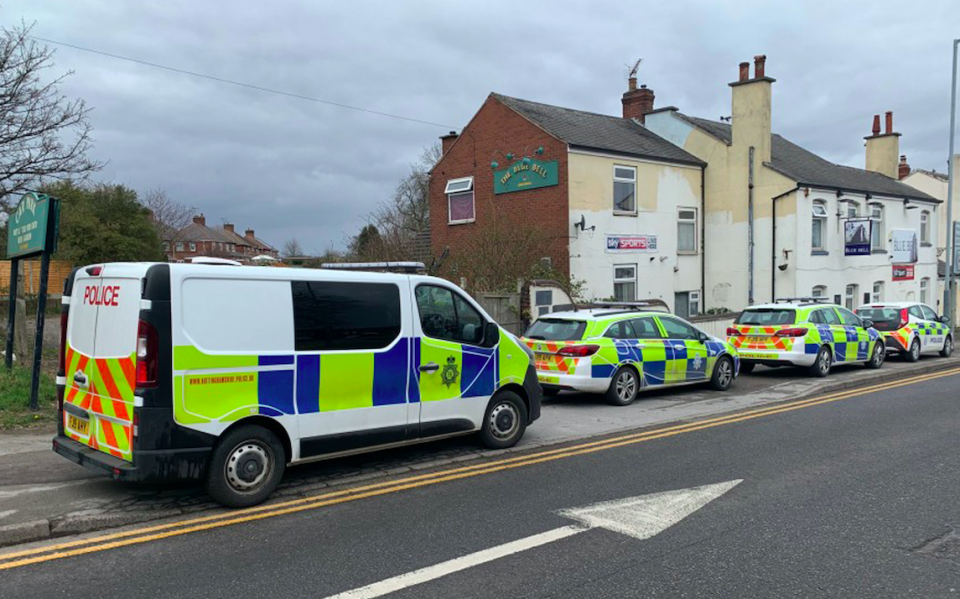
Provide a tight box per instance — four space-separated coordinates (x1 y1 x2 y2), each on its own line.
494 158 558 195
6 192 59 259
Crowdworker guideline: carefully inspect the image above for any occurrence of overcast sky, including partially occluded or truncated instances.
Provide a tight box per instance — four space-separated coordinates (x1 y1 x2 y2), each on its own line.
6 1 960 251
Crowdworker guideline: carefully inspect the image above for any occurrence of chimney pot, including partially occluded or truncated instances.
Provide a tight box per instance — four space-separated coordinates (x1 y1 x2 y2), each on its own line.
885 111 893 134
898 154 910 179
753 54 766 79
440 130 459 156
739 62 749 81
628 76 637 91
871 115 881 136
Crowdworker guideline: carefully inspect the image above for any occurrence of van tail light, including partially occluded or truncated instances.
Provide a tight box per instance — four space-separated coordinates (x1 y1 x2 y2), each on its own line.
136 319 159 388
557 344 600 357
899 308 909 329
774 328 807 338
726 327 742 337
133 411 139 440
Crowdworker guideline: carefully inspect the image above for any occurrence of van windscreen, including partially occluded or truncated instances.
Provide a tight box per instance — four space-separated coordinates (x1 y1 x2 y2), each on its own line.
524 319 587 341
736 309 796 326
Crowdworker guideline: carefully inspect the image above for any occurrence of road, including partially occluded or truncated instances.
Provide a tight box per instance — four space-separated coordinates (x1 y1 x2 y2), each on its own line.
2 367 959 598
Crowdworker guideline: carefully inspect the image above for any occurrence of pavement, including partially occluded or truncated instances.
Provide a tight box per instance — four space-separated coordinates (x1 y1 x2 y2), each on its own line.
0 354 957 548
2 356 959 597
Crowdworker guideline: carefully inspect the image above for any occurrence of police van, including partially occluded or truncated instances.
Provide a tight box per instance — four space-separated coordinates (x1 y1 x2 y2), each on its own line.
53 260 541 507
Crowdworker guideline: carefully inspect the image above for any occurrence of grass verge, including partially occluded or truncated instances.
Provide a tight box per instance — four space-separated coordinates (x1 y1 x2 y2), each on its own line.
0 364 57 430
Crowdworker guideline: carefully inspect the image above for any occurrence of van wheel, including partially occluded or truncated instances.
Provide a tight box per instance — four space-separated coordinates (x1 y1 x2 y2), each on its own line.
905 338 921 363
206 425 286 508
865 342 885 369
940 336 953 358
480 391 528 449
606 366 641 406
710 356 735 391
808 346 832 377
739 362 756 374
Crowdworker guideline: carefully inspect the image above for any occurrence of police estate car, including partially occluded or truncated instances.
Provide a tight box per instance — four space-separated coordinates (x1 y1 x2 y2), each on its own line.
855 302 953 361
521 306 739 406
727 298 885 377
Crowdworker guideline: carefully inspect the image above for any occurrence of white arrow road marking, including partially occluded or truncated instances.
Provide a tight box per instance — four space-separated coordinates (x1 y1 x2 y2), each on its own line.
321 479 742 599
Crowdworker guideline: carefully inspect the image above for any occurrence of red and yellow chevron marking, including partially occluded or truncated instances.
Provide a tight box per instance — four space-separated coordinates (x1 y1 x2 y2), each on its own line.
881 327 912 351
523 339 579 375
728 326 792 351
63 343 136 462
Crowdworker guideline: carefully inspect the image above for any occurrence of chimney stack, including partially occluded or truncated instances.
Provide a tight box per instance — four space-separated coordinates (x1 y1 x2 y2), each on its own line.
192 213 205 227
738 62 749 82
729 56 775 162
864 112 901 179
245 228 256 240
898 155 910 179
622 82 655 123
223 223 235 233
754 55 766 78
440 131 458 156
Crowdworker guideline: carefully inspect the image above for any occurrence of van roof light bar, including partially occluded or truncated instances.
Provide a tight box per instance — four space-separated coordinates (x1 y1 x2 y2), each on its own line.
320 261 426 274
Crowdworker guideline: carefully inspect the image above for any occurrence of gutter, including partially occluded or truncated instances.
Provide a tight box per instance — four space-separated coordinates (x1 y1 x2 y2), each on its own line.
701 164 706 311
771 185 801 301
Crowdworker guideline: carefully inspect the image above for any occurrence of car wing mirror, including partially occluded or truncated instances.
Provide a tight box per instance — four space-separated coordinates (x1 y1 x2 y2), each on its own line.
941 315 951 326
861 318 874 329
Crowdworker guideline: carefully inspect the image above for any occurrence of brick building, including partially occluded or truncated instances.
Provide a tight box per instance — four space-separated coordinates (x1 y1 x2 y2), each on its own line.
163 214 279 262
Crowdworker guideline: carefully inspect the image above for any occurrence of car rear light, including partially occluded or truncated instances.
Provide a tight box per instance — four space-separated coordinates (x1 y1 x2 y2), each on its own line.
899 308 909 329
726 327 742 337
774 328 807 338
557 344 600 357
136 319 159 388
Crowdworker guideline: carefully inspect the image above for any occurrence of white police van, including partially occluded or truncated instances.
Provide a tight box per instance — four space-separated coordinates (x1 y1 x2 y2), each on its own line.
53 260 540 507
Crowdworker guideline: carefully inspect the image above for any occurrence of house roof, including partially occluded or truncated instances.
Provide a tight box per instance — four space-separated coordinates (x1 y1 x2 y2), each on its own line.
908 168 948 182
492 93 705 167
678 115 939 203
177 223 235 243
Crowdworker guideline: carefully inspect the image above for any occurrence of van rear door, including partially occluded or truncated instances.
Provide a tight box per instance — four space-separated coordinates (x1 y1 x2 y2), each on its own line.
63 265 145 462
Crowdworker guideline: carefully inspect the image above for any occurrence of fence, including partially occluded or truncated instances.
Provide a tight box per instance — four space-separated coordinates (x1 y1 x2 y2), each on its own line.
0 260 74 298
477 292 522 336
689 311 740 338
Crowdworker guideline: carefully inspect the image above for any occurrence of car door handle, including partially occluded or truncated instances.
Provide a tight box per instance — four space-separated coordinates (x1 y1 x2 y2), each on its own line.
673 345 686 351
73 370 88 387
419 362 440 373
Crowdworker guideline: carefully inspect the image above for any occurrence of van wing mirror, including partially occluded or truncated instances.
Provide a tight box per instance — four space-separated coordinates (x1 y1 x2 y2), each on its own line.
483 322 500 348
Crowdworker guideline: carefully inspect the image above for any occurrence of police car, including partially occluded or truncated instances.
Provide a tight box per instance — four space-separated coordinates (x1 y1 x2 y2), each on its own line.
521 305 739 406
854 302 953 361
727 298 885 377
53 260 540 507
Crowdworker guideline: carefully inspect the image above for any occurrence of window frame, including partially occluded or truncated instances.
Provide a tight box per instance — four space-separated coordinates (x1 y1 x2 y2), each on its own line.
920 210 931 244
447 189 476 225
920 304 938 321
812 201 828 251
843 200 860 219
629 317 663 340
920 277 930 305
444 177 474 195
677 207 698 255
613 263 637 302
844 284 859 311
837 307 863 327
811 285 827 299
869 202 884 251
613 165 637 215
414 283 488 347
871 281 883 303
657 316 703 341
189 242 196 252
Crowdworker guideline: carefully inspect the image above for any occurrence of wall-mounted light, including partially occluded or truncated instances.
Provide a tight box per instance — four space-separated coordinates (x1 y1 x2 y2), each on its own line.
535 146 544 155
505 153 515 161
491 161 499 169
522 156 532 165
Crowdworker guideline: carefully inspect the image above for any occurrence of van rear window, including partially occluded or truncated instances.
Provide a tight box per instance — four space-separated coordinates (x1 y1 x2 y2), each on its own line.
736 309 796 326
524 319 586 341
292 281 401 351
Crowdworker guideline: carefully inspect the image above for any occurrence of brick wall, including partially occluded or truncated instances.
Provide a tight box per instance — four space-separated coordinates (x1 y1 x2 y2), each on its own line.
429 95 570 284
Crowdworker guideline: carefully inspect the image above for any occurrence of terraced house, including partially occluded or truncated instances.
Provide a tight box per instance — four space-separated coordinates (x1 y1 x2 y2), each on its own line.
163 214 279 263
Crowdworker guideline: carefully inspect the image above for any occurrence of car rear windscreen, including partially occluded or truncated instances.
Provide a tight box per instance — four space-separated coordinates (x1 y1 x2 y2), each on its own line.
524 319 587 341
856 307 901 331
736 309 796 326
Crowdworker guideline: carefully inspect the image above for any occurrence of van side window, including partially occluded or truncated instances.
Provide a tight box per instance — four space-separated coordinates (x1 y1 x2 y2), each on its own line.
291 281 401 351
415 285 485 345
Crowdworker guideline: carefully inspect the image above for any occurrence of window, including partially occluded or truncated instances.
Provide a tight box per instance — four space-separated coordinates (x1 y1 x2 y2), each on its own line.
837 307 862 327
629 317 662 339
291 281 401 351
844 284 859 311
415 285 485 345
871 281 883 303
613 265 637 301
920 277 930 305
814 308 842 325
176 242 184 252
921 211 931 244
812 201 828 251
658 316 701 341
674 291 700 318
162 242 170 251
677 208 698 254
812 285 827 298
524 319 586 341
446 177 475 224
603 320 638 339
844 201 860 218
908 305 924 320
737 309 796 326
613 166 636 214
869 203 884 251
189 242 196 252
921 304 939 321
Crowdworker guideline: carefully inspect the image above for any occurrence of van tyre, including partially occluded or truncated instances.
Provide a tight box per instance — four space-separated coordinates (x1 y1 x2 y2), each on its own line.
480 391 528 450
865 342 885 369
739 362 756 374
905 338 921 363
606 365 641 406
941 336 954 358
808 346 832 378
207 425 286 508
710 356 735 391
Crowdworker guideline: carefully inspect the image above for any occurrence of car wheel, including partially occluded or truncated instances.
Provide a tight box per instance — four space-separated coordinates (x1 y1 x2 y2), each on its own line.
865 342 885 369
905 338 921 363
739 362 756 374
605 365 641 406
941 336 954 358
808 346 832 377
480 391 528 449
710 355 735 391
206 425 286 508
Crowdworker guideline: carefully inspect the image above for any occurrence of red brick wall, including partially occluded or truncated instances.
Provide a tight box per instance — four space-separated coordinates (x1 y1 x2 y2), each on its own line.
429 95 569 284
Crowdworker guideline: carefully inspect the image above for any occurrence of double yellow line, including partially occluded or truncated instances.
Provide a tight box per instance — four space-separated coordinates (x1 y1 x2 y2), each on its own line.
2 366 957 572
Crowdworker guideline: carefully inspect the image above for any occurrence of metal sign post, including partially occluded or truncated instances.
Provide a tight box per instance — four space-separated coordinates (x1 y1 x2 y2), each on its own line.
944 39 958 325
4 192 60 410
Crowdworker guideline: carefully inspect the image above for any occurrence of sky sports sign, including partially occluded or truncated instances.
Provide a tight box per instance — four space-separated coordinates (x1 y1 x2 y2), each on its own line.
605 234 658 253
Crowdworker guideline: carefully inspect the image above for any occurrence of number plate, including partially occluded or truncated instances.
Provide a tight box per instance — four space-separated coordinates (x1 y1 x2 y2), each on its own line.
67 414 89 436
745 336 771 344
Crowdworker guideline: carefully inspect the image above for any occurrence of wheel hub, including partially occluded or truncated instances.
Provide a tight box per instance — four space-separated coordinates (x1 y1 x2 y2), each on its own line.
226 443 271 493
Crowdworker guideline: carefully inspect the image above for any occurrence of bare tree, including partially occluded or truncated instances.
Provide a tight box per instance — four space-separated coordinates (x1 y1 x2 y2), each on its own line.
0 23 101 207
283 238 305 258
141 188 194 249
